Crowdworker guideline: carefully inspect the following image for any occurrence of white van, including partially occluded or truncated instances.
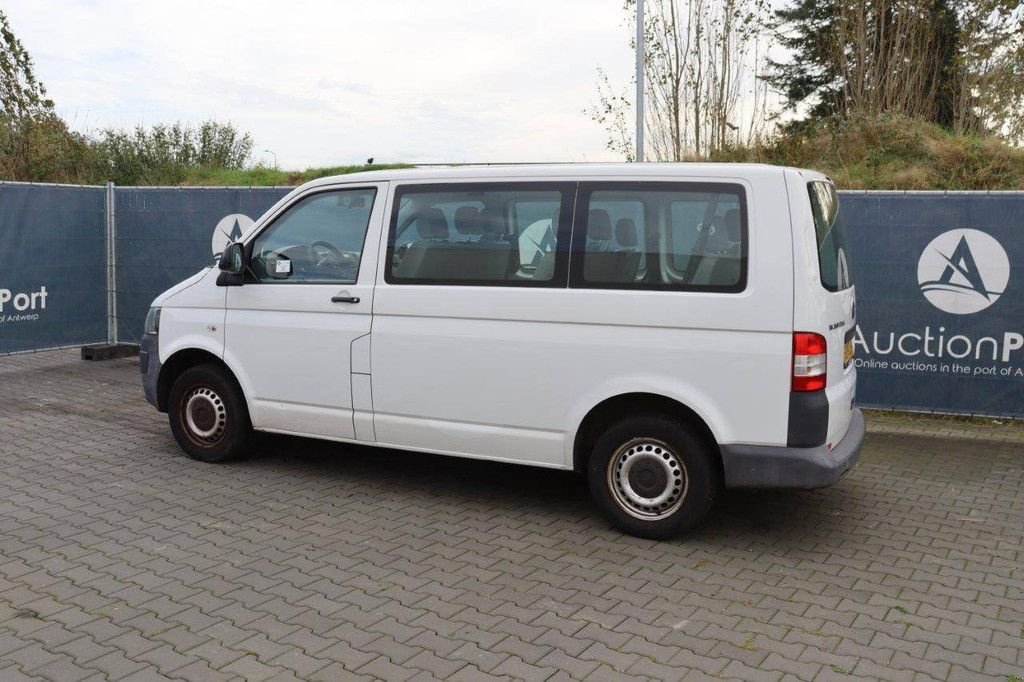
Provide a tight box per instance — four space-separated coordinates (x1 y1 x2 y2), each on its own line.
140 164 863 539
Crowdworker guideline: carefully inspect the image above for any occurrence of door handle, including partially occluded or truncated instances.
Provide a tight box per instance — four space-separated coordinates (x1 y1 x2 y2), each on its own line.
331 295 360 304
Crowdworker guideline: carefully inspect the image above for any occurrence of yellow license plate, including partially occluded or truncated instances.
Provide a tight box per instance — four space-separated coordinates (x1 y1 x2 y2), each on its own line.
844 339 854 366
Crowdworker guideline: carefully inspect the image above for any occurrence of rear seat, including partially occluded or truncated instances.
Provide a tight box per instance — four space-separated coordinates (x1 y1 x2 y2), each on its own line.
691 208 741 286
396 206 511 281
584 210 641 284
393 208 450 278
532 208 560 281
454 206 481 241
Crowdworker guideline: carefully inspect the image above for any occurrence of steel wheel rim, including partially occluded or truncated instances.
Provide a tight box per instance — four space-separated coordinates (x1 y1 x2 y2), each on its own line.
607 438 688 521
182 386 226 447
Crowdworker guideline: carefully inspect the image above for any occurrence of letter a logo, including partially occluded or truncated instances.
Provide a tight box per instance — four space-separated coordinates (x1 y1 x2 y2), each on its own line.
917 229 1009 315
211 214 255 257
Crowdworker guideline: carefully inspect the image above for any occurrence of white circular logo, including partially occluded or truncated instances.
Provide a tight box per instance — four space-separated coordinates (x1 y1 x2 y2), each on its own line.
917 228 1009 315
212 214 254 256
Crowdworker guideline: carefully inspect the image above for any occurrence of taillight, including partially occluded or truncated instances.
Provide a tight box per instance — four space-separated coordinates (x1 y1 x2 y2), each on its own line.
793 332 827 392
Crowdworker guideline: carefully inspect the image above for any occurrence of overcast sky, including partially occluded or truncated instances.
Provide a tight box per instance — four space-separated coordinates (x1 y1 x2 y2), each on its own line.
6 1 635 168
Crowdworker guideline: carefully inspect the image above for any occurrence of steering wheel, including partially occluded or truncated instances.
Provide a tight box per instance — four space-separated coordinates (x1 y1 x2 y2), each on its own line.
311 240 345 267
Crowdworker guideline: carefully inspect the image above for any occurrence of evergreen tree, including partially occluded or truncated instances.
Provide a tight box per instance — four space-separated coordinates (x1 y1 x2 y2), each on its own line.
766 0 963 126
767 0 1022 136
765 0 842 122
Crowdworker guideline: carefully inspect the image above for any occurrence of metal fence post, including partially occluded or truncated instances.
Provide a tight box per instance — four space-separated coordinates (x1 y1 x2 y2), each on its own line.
83 181 135 360
635 0 645 162
105 181 117 344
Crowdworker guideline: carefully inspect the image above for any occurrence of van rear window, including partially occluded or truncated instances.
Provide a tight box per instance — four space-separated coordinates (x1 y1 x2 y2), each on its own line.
570 182 747 292
807 181 853 291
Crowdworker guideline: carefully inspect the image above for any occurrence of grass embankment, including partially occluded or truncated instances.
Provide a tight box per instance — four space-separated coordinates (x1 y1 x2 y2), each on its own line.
180 163 414 186
178 118 1024 190
711 116 1024 190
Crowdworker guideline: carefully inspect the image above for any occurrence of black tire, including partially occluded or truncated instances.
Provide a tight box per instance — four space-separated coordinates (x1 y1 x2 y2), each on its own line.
587 415 719 539
168 364 251 463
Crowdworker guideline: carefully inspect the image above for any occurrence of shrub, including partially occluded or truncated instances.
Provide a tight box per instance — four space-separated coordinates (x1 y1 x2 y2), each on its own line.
93 120 254 185
0 113 98 183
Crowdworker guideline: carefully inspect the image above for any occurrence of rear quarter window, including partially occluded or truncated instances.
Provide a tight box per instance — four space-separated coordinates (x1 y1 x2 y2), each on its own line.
570 182 747 292
807 181 853 291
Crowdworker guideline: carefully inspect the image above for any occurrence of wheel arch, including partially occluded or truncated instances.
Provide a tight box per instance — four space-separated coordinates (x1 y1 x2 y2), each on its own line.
571 393 722 478
157 348 242 412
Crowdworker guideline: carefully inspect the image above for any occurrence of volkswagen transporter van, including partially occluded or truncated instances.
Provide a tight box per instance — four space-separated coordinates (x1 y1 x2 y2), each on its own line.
140 164 864 539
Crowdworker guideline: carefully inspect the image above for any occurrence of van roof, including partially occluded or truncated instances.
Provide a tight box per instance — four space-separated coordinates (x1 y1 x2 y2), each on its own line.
303 162 826 188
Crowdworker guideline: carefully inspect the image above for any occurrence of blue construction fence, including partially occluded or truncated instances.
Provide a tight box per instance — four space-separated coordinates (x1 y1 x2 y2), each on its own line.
1 181 1022 418
0 183 107 353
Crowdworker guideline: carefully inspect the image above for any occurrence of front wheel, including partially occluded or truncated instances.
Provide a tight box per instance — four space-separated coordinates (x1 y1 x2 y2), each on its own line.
168 364 251 463
588 415 719 539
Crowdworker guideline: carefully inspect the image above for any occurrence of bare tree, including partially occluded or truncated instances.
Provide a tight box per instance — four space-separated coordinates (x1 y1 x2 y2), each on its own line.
829 0 953 121
590 0 774 160
0 9 53 120
954 1 1024 141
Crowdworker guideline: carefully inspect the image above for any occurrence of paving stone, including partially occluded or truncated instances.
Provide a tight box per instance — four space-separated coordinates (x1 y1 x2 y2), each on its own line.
221 653 286 681
308 661 375 681
491 655 558 682
1 350 1022 682
357 654 418 681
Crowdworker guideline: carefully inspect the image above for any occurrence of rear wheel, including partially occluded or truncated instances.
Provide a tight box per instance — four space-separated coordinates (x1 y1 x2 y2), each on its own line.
168 364 250 463
587 415 719 539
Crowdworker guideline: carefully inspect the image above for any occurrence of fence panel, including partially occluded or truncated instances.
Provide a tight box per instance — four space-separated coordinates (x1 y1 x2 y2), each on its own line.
114 187 290 342
4 181 1023 418
0 183 106 354
841 192 1024 418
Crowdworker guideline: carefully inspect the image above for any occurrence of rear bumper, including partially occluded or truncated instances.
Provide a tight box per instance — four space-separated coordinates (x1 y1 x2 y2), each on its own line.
721 409 865 489
139 333 161 410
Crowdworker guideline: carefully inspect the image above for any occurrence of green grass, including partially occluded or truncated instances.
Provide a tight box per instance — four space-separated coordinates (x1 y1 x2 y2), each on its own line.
708 115 1024 190
107 116 1024 190
180 163 414 186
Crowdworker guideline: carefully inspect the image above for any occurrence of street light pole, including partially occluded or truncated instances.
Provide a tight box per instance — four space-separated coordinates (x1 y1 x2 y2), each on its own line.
635 0 645 162
263 149 278 168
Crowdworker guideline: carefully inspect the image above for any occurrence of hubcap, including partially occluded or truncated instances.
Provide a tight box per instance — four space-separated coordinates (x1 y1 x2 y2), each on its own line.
608 438 688 520
183 386 226 445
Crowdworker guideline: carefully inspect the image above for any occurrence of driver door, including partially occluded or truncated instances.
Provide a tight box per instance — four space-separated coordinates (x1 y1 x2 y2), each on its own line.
224 183 387 441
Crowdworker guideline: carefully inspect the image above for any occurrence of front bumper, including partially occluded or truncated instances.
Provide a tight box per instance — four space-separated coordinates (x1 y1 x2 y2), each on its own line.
139 333 161 410
721 408 866 489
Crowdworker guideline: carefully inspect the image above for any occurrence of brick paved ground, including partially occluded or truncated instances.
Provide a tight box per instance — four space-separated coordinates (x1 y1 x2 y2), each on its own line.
0 349 1022 681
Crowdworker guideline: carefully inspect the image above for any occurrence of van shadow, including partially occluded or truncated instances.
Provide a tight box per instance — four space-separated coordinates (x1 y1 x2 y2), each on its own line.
243 433 856 545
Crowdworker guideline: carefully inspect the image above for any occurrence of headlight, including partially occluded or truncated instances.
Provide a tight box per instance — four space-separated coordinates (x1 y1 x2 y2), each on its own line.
144 306 161 335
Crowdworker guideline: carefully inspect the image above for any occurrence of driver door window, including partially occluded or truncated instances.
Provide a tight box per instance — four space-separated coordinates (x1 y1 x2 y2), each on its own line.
251 188 377 283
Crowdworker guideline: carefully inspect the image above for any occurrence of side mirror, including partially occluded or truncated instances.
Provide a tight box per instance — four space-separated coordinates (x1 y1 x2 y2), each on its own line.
219 242 244 273
216 242 245 286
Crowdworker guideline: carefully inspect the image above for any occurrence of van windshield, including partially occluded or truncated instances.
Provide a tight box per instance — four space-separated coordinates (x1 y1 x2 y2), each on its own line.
807 181 852 291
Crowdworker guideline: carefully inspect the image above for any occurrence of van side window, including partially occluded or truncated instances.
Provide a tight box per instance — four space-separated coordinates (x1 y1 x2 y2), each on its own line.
250 188 377 284
571 183 747 292
386 183 573 286
807 181 852 292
